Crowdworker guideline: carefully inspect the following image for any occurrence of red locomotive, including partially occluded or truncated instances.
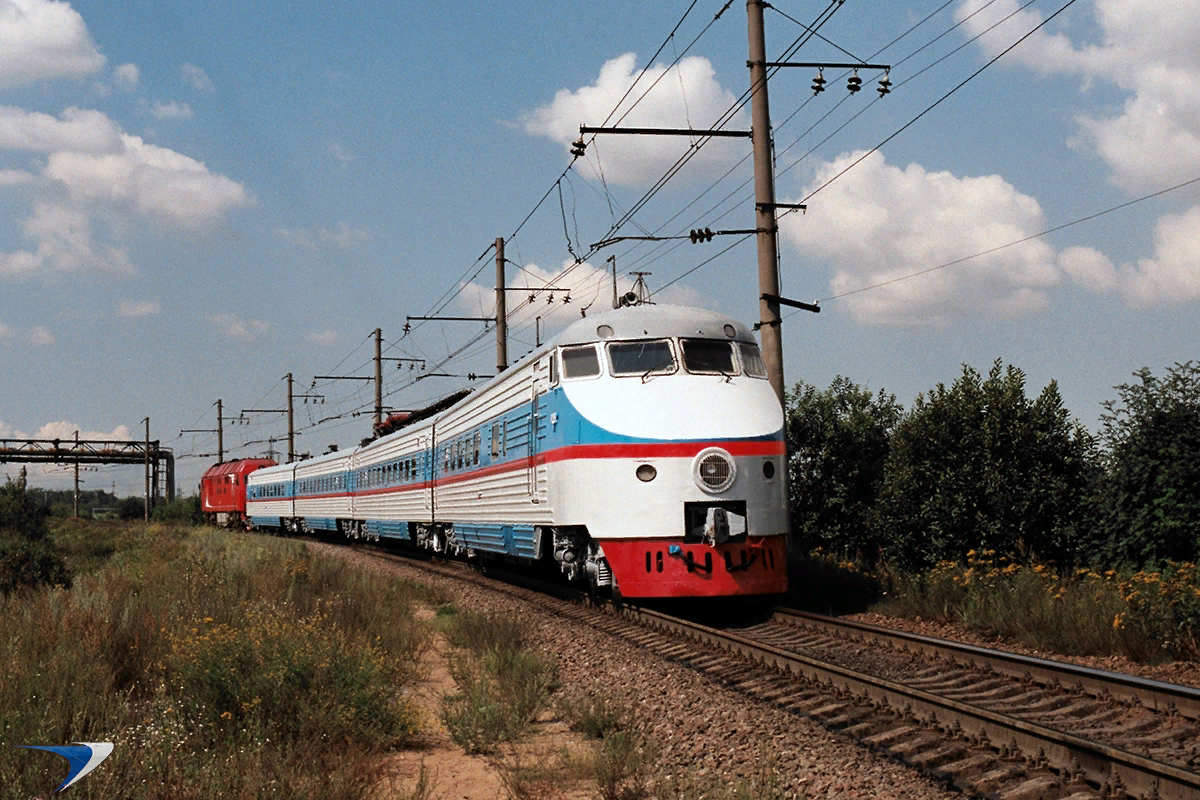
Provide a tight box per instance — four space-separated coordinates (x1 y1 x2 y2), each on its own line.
200 459 276 528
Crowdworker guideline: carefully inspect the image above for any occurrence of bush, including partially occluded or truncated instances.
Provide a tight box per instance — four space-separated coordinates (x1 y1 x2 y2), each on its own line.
152 495 203 524
0 537 72 593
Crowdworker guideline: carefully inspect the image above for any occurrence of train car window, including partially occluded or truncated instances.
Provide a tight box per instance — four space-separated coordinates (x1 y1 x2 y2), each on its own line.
608 339 676 377
737 342 768 378
681 339 737 376
561 345 601 378
491 423 501 458
456 440 464 470
474 432 480 465
549 351 559 385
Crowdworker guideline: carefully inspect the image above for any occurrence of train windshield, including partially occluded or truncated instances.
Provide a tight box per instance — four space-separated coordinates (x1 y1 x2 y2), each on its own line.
681 339 737 376
608 340 676 377
738 342 768 378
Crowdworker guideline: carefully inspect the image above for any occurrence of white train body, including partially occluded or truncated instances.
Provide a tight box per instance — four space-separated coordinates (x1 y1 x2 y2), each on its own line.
246 304 788 598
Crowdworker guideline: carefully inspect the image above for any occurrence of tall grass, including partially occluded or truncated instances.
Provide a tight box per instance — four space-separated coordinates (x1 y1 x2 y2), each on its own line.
437 607 559 754
878 550 1200 662
0 523 434 799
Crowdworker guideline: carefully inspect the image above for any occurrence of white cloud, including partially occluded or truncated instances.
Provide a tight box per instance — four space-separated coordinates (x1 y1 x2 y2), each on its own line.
1057 246 1117 293
32 420 130 440
275 221 369 249
0 168 34 184
958 0 1200 194
15 201 134 274
45 133 252 229
0 105 122 153
209 312 268 341
307 329 337 346
113 62 138 88
27 325 53 345
329 141 354 164
0 105 252 279
117 298 160 317
522 53 747 186
182 63 215 94
780 151 1059 325
455 257 705 332
150 101 193 121
0 0 106 88
1116 206 1200 306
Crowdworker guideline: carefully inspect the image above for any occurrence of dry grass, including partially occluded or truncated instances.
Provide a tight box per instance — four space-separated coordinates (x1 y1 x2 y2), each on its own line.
0 523 437 799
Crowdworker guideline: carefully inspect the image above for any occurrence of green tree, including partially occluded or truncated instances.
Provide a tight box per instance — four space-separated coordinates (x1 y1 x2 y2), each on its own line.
0 478 71 592
1095 361 1200 564
0 477 49 541
786 377 902 561
874 361 1095 570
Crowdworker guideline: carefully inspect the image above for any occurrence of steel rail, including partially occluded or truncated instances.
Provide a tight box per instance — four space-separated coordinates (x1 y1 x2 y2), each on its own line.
618 604 1200 800
776 608 1200 722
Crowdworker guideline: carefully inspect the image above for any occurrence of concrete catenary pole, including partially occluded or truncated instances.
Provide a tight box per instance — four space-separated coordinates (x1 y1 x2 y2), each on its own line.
73 430 79 518
216 398 224 463
495 237 507 373
286 373 295 463
373 328 383 427
748 0 785 406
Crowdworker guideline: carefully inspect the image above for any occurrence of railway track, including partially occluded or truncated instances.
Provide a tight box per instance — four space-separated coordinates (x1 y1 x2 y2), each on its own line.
319 541 1200 800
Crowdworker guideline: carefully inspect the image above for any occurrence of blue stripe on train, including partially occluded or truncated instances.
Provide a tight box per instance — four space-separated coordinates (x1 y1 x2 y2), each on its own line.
365 519 412 539
453 523 536 558
250 516 281 528
305 518 338 531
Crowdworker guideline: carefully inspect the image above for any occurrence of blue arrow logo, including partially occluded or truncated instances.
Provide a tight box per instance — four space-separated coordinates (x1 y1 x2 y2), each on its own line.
17 742 113 793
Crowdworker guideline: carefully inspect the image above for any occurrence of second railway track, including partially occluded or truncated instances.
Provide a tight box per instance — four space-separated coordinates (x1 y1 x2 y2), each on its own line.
315 539 1200 800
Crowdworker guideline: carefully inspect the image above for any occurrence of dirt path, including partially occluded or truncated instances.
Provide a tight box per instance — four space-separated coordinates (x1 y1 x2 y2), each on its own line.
376 609 593 800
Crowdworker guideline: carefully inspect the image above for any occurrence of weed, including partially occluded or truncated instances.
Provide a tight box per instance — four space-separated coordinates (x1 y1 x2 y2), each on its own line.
589 731 657 800
556 690 631 740
491 746 576 800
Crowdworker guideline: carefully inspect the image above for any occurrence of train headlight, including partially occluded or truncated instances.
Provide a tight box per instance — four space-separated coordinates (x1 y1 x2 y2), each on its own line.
636 464 657 482
692 448 735 493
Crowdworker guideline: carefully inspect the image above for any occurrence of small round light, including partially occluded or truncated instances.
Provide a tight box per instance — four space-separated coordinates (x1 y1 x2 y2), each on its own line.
763 460 775 479
597 324 614 339
636 464 657 482
723 324 736 338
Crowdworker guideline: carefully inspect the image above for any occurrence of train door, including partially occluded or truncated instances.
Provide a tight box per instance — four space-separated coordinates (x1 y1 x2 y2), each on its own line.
424 429 435 521
529 356 551 502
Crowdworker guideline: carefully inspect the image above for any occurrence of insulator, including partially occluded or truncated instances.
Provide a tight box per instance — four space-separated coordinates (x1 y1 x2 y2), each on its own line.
811 71 826 95
529 293 536 303
847 72 862 94
569 137 587 157
563 293 571 304
547 293 554 304
877 73 892 97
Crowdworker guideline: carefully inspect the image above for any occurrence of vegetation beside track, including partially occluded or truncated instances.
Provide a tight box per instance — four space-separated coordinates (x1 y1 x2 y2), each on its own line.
0 520 436 799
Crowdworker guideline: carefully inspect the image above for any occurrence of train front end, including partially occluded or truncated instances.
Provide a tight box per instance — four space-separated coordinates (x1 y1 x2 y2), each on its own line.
544 305 788 599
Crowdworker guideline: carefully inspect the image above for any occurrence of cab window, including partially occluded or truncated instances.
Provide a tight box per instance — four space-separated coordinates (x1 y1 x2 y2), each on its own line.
608 340 676 377
738 342 768 379
681 339 737 375
561 345 601 378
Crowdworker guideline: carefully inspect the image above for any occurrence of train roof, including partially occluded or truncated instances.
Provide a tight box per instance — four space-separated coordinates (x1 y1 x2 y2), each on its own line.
201 458 276 479
554 304 757 348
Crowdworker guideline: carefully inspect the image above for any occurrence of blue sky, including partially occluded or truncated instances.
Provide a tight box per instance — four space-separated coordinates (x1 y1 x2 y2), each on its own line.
1 0 1198 495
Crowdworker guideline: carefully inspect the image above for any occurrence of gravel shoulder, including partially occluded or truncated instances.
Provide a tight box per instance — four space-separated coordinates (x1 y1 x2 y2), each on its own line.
318 543 963 800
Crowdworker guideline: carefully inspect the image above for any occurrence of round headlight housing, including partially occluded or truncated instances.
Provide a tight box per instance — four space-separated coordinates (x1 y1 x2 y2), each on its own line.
635 464 657 482
692 447 736 493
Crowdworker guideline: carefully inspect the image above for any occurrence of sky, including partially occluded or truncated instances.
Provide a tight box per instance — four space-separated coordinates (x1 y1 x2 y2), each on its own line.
1 0 1198 497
